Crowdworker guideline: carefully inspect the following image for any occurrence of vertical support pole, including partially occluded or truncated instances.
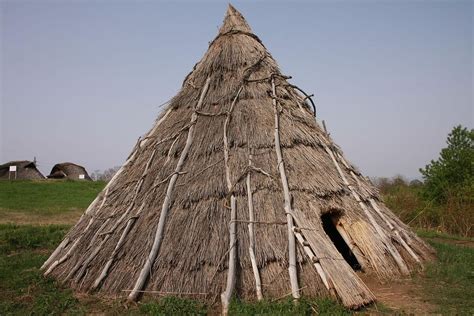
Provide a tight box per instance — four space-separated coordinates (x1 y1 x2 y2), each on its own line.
221 85 244 315
271 76 300 300
128 77 211 302
246 149 263 300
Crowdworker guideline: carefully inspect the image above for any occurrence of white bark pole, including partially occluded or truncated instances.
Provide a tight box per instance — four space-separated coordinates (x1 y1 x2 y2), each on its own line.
41 238 69 270
292 228 331 291
42 108 173 274
246 151 263 300
92 203 146 289
336 153 422 265
128 77 211 302
91 147 159 287
271 77 300 300
44 218 94 276
324 146 409 275
368 199 422 265
66 149 158 282
334 220 367 270
221 85 244 315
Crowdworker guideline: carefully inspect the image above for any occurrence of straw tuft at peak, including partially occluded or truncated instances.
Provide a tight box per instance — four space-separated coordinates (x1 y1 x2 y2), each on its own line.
219 4 252 34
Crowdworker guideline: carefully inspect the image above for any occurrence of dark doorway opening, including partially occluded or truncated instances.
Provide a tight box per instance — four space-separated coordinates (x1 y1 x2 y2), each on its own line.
321 213 361 271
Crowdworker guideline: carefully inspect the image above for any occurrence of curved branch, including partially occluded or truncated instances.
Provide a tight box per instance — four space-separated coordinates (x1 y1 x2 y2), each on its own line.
289 84 317 117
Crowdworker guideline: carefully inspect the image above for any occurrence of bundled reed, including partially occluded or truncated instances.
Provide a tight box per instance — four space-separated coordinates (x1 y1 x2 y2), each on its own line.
42 4 434 313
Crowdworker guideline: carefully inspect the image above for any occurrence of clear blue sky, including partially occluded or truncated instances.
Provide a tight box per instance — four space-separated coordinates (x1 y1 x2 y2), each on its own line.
1 0 472 179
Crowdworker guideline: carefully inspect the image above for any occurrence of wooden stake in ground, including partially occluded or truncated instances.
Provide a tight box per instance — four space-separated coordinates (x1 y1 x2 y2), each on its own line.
221 85 244 315
128 77 211 302
271 76 300 300
246 149 263 300
323 145 409 275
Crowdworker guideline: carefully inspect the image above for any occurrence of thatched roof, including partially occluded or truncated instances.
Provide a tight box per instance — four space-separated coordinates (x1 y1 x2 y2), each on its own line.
47 162 91 181
0 160 45 180
42 5 433 312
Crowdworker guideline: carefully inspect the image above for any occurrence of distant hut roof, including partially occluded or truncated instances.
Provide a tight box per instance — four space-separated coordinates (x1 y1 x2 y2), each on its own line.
48 162 91 181
0 160 45 180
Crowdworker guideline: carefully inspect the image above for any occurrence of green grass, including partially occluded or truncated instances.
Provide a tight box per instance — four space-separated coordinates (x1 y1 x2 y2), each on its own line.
0 224 349 315
1 181 472 314
416 229 474 241
421 240 474 315
140 297 207 315
0 224 84 315
0 180 105 215
228 297 349 315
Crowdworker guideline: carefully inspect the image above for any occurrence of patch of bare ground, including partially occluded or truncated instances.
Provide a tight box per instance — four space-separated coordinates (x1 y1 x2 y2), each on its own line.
0 208 82 225
425 237 474 248
360 274 437 315
74 293 139 315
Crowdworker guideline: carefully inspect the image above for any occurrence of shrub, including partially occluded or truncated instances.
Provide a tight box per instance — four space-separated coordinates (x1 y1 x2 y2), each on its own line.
419 125 473 204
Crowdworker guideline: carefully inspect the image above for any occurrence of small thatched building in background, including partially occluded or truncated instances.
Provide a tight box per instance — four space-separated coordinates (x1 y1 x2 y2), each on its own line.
0 160 45 180
42 5 434 313
47 162 91 181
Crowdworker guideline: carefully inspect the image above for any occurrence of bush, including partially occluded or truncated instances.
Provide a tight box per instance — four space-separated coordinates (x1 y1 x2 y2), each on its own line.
374 176 473 237
419 125 473 204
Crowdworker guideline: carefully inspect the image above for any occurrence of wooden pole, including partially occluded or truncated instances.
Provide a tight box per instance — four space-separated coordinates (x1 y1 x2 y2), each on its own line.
336 153 422 265
334 220 368 270
40 238 70 270
128 77 211 302
91 146 159 288
292 227 332 292
42 109 173 276
271 76 300 300
66 148 158 282
92 203 146 289
221 85 244 315
44 218 94 276
323 145 409 274
246 150 263 300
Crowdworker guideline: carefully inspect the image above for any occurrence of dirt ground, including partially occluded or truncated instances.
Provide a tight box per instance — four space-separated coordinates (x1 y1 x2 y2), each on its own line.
0 209 82 225
361 274 437 315
425 237 474 248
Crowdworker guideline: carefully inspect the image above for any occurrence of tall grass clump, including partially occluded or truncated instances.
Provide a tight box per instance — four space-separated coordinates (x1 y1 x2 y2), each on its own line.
374 175 473 237
422 240 474 314
373 125 473 237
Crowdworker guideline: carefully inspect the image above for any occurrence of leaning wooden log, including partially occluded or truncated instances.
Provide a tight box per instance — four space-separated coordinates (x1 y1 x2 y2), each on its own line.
246 150 263 300
271 76 300 300
221 85 244 315
334 219 368 271
335 152 423 266
44 218 94 276
292 227 332 292
128 77 211 302
323 145 409 275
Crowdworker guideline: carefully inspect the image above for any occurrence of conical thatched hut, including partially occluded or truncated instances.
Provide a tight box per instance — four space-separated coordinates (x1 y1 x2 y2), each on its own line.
0 160 45 180
42 5 433 312
47 162 92 181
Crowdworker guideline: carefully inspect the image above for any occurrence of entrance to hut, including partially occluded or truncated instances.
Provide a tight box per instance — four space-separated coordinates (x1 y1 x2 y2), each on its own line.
321 213 361 271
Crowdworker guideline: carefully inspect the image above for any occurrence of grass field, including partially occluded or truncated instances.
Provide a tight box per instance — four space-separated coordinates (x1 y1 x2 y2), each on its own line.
0 180 105 225
0 180 473 315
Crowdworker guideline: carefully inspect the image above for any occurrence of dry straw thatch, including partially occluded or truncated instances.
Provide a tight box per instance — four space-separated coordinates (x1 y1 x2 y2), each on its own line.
0 160 45 180
47 162 92 181
42 5 434 312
